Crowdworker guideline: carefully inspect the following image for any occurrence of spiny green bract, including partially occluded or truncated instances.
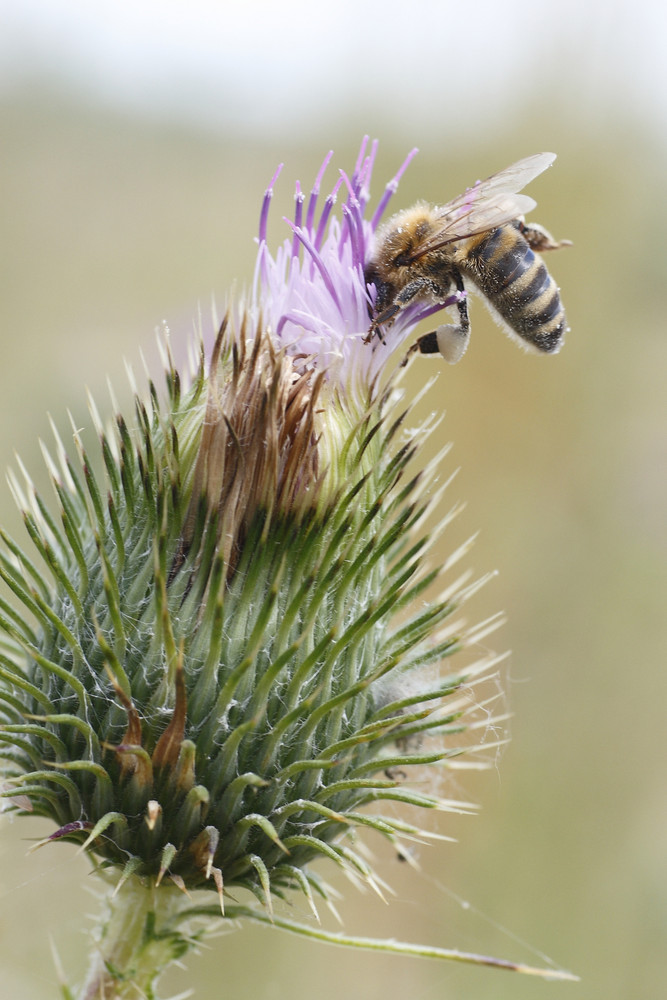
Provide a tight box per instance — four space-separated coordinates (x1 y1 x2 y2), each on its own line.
0 316 484 914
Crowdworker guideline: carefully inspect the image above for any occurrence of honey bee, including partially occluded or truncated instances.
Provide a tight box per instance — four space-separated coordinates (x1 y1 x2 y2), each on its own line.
364 152 570 363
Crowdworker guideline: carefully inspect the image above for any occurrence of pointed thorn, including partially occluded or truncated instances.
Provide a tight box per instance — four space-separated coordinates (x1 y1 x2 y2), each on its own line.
48 934 68 986
27 820 93 853
146 799 162 830
211 867 225 915
169 874 192 899
156 843 177 887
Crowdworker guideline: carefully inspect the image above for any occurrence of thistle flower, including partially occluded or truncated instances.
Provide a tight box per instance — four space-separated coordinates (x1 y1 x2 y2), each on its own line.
0 138 575 997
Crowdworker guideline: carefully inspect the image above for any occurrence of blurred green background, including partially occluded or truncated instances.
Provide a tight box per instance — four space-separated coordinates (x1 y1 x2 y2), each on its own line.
1 2 666 998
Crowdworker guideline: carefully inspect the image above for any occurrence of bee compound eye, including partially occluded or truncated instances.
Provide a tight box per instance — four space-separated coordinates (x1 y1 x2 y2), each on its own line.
435 324 470 364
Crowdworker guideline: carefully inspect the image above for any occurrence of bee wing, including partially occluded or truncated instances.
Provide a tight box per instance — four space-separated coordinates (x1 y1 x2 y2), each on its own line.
409 152 556 260
458 151 557 200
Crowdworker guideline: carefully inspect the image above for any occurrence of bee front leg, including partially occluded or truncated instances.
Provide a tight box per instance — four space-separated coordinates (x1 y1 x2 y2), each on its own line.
365 277 438 344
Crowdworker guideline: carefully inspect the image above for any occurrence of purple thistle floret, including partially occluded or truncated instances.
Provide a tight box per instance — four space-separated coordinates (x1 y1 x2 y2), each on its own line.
252 137 458 396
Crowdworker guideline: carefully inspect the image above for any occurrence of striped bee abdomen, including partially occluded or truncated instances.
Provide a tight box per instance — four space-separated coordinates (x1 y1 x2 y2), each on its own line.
463 226 567 353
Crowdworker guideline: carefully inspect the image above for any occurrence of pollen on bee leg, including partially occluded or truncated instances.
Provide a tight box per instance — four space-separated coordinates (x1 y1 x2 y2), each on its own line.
435 324 470 364
401 322 470 366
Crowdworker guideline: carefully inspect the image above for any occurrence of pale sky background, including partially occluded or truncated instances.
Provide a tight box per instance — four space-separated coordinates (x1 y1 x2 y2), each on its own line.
1 0 665 141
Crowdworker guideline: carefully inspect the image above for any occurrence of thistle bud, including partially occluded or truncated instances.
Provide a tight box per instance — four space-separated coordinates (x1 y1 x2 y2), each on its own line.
0 140 571 997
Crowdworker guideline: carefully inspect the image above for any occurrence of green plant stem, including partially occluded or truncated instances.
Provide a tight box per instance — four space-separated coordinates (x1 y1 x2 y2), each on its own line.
77 877 194 1000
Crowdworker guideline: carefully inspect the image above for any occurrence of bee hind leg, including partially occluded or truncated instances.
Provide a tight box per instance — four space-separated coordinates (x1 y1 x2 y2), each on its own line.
412 271 471 365
517 219 572 252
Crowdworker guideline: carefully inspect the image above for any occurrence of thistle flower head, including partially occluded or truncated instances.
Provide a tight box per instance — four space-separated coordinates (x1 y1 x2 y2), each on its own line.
0 139 502 928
